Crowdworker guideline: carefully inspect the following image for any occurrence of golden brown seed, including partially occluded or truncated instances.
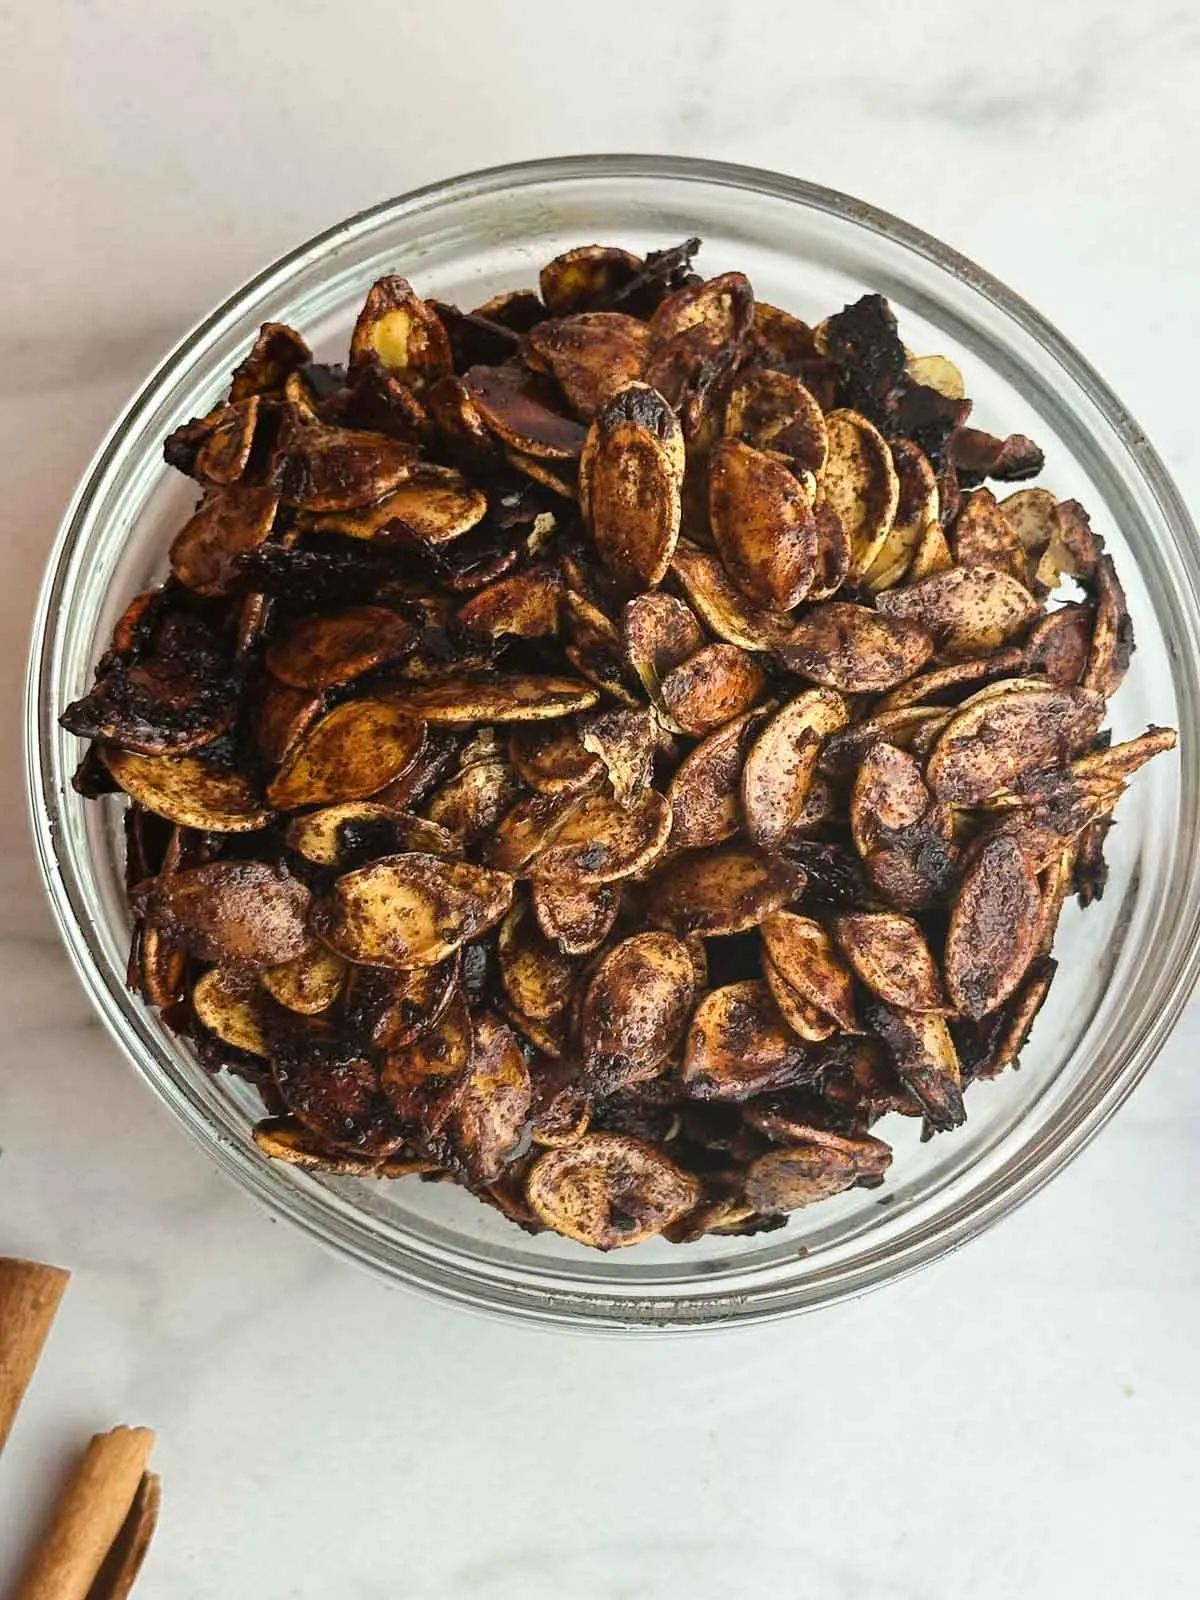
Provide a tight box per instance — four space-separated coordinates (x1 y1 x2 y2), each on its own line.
424 757 521 846
671 538 795 651
192 967 268 1054
649 271 754 347
1072 726 1177 785
316 854 514 968
525 311 652 419
666 705 772 853
457 566 563 642
463 364 587 460
452 1012 533 1182
582 384 683 588
865 1001 965 1131
647 844 804 936
875 651 1021 712
821 409 900 579
875 565 1040 659
313 470 488 544
776 603 933 693
136 924 188 1009
708 437 818 610
102 747 272 833
266 700 426 809
261 944 347 1015
356 956 461 1052
190 396 259 484
275 412 418 512
141 862 313 967
169 484 279 596
999 486 1060 558
723 367 828 475
284 803 456 867
350 275 453 386
763 961 838 1042
760 912 859 1031
850 741 931 859
833 911 946 1012
508 720 603 796
256 679 325 766
229 321 312 402
265 607 416 690
532 879 621 955
525 1133 700 1250
945 834 1044 1019
531 788 672 887
741 689 849 851
860 438 938 594
926 684 1105 805
747 301 820 364
580 932 696 1091
381 990 474 1132
906 352 965 398
1082 554 1132 698
818 706 951 779
393 674 599 724
681 981 819 1100
743 1143 864 1212
621 591 706 702
907 516 955 581
252 1117 386 1176
951 488 1026 582
486 791 585 874
499 900 578 1022
579 707 658 804
539 244 641 315
658 643 767 737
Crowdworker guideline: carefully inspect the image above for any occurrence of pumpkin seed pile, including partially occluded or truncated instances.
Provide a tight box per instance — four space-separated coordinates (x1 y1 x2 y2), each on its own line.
62 239 1176 1249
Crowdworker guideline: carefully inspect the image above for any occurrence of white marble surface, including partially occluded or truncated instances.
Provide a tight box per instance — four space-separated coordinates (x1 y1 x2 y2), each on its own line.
2 2 1199 1594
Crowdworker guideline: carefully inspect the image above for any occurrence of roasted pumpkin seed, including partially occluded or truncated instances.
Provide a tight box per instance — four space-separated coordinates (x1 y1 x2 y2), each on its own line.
525 1132 700 1249
741 689 849 851
580 932 696 1092
682 981 820 1100
776 603 933 693
708 438 818 610
647 844 804 936
760 912 859 1032
581 384 683 588
101 747 272 832
265 606 416 689
315 854 513 968
532 878 621 956
876 564 1040 659
833 912 947 1012
452 1012 533 1182
266 700 426 809
139 861 313 967
945 834 1043 1019
658 642 766 737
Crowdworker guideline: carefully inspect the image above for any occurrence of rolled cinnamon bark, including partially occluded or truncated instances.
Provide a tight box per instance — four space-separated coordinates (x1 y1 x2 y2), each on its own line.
13 1426 156 1600
88 1471 162 1600
0 1257 71 1453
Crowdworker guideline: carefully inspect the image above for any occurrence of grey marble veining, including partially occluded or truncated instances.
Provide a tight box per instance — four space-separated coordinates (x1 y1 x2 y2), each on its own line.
2 1 1199 1595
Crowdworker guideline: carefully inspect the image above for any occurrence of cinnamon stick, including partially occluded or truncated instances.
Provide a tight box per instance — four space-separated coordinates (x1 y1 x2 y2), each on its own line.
87 1472 161 1600
0 1257 70 1453
12 1426 157 1600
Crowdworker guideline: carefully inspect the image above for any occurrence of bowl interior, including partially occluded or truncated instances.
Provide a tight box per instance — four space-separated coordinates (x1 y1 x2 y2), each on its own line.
28 159 1200 1329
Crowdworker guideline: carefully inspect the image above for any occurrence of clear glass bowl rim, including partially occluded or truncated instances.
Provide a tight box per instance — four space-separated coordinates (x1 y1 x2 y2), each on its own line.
24 153 1200 1333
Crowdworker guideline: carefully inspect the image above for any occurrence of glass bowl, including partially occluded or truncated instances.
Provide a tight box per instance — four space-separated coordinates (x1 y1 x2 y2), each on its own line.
26 155 1200 1332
